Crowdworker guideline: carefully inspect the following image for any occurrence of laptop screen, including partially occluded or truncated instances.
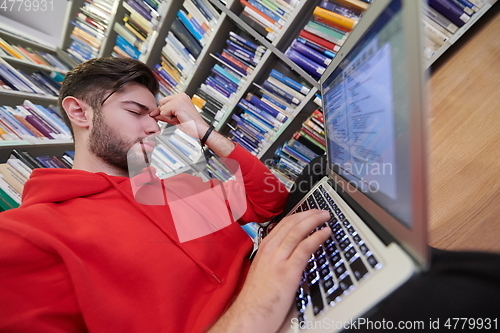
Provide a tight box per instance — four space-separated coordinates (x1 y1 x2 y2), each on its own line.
322 0 413 228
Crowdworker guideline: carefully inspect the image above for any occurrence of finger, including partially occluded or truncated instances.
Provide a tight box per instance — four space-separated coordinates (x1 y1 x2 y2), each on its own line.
154 103 179 124
277 212 330 259
286 227 332 271
158 94 177 106
153 114 179 126
265 210 329 249
149 106 161 117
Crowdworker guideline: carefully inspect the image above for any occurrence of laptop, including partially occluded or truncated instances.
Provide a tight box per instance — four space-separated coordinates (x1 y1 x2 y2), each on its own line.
278 0 429 331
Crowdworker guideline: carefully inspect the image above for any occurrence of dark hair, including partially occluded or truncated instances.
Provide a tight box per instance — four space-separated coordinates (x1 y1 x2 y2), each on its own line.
58 57 159 136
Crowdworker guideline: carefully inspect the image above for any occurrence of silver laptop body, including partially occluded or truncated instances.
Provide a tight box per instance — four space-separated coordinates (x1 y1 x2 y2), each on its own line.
279 0 429 331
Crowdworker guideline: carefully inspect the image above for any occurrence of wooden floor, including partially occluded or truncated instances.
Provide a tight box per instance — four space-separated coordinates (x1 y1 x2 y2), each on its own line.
427 4 500 253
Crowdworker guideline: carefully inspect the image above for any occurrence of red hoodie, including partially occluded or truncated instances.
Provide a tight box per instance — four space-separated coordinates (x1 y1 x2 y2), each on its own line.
0 145 288 333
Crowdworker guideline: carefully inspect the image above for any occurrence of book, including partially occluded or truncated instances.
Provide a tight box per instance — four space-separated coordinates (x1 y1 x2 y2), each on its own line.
269 69 311 95
229 31 265 53
220 50 254 73
116 35 141 59
286 138 319 161
6 157 32 179
241 0 282 28
123 16 148 40
428 0 470 27
0 185 20 210
0 60 34 93
281 144 310 164
260 0 294 16
448 0 475 15
312 6 357 31
0 118 22 141
319 0 362 20
194 0 221 22
423 5 459 34
122 1 154 33
178 9 206 46
0 163 26 194
304 21 347 46
184 0 215 29
300 127 326 148
114 23 147 52
171 17 203 59
299 30 340 52
333 0 369 12
35 156 69 169
245 93 288 122
166 31 197 66
285 48 325 80
260 88 294 112
11 149 44 169
238 100 282 128
0 107 36 141
0 37 25 59
226 40 260 65
248 0 286 26
257 81 299 106
212 53 247 77
21 104 66 139
422 18 450 46
239 11 276 42
24 102 71 139
290 39 332 66
266 76 307 101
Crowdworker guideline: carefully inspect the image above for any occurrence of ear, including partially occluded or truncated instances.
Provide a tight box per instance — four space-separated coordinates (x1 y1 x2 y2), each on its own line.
61 96 93 130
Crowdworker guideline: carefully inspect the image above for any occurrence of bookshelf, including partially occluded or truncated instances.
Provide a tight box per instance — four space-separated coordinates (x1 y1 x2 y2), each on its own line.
0 27 75 166
0 0 496 187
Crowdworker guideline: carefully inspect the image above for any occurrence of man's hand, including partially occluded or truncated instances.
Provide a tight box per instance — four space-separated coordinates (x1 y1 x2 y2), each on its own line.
151 93 210 139
209 210 332 333
150 93 235 157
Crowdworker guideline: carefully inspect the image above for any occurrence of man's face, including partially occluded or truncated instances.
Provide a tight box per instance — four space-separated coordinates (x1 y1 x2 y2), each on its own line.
88 83 160 173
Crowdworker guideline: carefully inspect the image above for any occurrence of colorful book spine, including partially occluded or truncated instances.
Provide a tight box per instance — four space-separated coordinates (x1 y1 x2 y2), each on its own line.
312 6 357 31
428 0 470 27
290 40 332 67
285 48 326 80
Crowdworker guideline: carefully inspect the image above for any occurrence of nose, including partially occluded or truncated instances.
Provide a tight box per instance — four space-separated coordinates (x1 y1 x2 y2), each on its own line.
144 114 161 135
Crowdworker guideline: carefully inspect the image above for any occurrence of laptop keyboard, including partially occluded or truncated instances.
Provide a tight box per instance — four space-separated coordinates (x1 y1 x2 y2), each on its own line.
291 185 382 323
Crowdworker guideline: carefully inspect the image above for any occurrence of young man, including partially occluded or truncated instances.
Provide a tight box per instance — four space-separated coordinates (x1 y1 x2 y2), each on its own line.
0 58 331 332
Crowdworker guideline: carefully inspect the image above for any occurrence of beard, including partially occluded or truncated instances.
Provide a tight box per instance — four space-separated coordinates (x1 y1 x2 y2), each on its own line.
89 111 154 174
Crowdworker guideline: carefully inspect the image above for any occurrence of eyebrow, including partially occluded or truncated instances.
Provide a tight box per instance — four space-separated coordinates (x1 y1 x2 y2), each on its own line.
120 100 154 112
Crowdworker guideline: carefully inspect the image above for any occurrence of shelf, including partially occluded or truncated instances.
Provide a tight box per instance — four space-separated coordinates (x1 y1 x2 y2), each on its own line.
0 55 67 74
0 89 58 104
0 18 58 51
0 140 74 162
0 139 73 147
424 0 498 68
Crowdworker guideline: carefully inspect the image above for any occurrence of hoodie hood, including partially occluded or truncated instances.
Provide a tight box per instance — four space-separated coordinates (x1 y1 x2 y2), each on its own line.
20 167 225 285
21 168 128 206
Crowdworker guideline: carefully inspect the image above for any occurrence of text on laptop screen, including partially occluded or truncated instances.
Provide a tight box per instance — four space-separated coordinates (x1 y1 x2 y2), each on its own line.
322 0 413 228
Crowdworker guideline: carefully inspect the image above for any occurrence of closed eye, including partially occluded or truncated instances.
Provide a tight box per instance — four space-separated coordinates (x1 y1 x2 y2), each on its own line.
127 110 141 115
